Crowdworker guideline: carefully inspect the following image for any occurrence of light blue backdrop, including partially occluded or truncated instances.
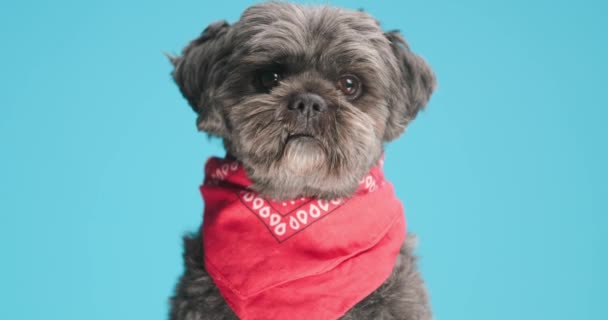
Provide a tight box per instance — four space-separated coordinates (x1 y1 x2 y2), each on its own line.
1 0 606 319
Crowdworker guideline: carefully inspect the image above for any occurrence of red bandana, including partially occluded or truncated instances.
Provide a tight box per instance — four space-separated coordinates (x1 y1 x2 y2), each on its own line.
200 156 406 320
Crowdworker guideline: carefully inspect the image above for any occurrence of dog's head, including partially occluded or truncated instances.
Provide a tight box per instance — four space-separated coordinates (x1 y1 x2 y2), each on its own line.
170 2 436 199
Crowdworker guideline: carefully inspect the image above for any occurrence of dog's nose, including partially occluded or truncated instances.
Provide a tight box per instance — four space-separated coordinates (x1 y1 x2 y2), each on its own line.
288 93 327 118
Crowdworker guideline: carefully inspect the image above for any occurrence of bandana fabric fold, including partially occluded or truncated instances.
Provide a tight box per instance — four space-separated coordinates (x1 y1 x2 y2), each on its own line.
200 156 406 320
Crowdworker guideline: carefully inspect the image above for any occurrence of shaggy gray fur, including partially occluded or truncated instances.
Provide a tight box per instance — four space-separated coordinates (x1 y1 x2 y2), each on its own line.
169 2 435 319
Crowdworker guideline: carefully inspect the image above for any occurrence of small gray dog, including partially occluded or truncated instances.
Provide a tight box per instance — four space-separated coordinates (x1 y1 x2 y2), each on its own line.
168 2 436 319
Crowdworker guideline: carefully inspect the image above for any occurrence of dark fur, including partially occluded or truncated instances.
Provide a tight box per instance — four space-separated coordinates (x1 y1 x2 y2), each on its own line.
169 2 435 319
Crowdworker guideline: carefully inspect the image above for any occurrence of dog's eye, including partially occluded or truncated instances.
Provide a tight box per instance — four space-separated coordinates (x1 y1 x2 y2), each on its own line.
257 70 282 92
337 75 361 99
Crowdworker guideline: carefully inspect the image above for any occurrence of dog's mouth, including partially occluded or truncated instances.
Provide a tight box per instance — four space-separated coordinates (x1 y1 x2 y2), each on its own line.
282 132 326 155
280 132 327 176
286 133 316 142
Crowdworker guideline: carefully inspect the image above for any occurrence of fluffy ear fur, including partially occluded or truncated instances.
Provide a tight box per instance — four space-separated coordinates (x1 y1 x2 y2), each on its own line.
383 31 436 141
170 20 232 137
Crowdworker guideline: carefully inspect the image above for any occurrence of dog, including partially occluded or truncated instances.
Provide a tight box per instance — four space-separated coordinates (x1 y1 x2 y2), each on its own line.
168 2 436 319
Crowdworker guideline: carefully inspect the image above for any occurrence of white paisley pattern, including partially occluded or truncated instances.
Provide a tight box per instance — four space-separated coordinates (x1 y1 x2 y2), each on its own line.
206 158 383 242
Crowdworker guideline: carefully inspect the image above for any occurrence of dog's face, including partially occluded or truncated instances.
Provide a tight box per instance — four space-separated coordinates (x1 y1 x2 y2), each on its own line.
171 2 435 199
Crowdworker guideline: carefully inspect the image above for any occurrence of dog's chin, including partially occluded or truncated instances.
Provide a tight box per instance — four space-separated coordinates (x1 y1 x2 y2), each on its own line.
281 135 327 177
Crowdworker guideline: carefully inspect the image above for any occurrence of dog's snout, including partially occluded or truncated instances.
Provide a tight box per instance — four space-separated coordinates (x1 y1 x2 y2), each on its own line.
288 93 327 118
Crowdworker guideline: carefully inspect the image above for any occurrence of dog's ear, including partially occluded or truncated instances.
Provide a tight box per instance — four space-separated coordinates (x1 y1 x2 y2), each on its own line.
169 20 232 137
383 30 436 141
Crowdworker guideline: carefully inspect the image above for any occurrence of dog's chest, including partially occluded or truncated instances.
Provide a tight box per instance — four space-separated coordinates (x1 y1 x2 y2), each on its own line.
200 157 407 319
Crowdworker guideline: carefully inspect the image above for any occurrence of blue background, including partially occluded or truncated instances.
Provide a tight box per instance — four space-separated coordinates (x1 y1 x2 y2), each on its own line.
1 0 606 319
